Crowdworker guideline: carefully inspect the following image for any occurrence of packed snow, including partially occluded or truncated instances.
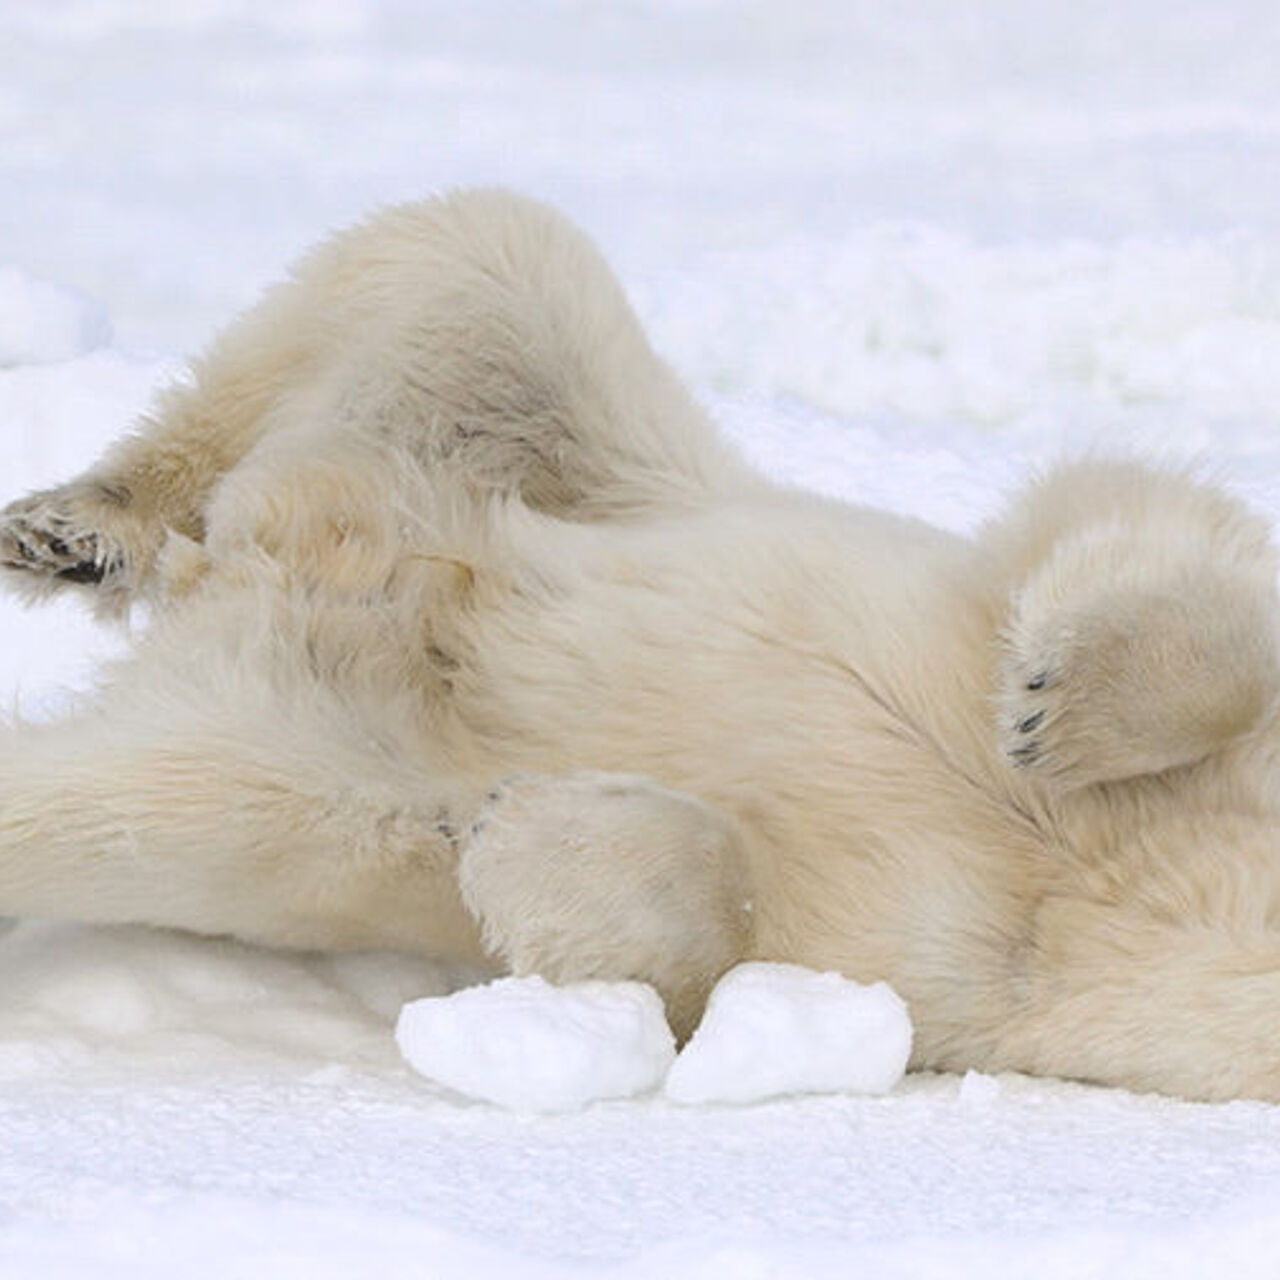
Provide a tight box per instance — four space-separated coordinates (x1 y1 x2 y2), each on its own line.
6 0 1280 1275
665 965 912 1106
396 977 676 1113
395 967 912 1112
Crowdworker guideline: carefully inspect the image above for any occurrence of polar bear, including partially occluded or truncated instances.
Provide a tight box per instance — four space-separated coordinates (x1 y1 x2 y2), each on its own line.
3 188 1280 1102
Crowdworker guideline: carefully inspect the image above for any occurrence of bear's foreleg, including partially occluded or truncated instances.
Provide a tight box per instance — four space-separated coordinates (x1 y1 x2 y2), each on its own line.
0 693 485 961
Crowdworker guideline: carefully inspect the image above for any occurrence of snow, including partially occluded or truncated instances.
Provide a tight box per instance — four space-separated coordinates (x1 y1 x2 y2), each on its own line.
0 268 111 369
396 977 676 1112
395 967 910 1113
4 0 1280 1274
665 964 912 1105
957 1070 1003 1112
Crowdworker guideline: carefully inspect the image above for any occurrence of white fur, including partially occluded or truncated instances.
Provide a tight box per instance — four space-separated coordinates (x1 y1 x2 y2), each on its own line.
4 189 1280 1102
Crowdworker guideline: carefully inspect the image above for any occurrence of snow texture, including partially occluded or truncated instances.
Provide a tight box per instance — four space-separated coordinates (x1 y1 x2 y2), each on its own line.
396 977 676 1113
0 268 111 369
6 0 1280 1274
665 965 912 1105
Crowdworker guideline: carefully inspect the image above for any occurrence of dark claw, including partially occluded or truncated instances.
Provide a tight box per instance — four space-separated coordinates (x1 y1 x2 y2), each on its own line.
1025 672 1049 692
1009 743 1040 766
55 561 106 584
1016 711 1045 734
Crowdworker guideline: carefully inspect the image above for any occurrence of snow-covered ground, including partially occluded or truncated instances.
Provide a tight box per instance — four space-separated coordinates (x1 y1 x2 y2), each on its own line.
5 1 1280 1274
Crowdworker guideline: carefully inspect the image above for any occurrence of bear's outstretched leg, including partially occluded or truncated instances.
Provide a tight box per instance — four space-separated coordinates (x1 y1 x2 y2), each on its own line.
983 461 1280 788
0 688 485 961
458 772 754 1039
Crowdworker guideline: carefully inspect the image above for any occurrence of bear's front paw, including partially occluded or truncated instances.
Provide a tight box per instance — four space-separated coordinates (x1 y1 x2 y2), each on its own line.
0 483 135 610
999 577 1280 789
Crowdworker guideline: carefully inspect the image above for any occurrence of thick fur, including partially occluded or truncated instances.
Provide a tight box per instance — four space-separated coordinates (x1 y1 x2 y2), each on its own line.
4 189 1280 1100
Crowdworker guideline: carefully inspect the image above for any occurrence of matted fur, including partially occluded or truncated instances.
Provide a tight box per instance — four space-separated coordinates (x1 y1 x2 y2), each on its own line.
3 189 1280 1100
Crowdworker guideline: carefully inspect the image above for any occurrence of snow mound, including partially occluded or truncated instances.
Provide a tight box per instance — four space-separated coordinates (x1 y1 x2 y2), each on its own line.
0 267 111 368
639 233 1280 436
395 976 676 1112
664 963 913 1105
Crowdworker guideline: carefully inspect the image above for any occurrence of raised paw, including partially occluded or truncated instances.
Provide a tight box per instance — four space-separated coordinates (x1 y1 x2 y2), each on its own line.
999 576 1280 789
0 482 137 612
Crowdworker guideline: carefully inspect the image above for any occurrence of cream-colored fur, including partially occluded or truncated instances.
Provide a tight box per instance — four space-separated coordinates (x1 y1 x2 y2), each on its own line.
3 188 1280 1102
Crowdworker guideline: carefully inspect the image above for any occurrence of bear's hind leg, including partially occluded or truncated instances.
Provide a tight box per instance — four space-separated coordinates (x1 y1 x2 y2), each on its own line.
985 461 1280 788
998 821 1280 1103
0 292 323 617
1 189 759 617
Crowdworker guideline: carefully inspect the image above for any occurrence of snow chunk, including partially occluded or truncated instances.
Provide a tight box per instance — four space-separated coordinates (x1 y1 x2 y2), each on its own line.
958 1069 1002 1111
664 963 912 1105
0 267 111 367
396 976 675 1112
